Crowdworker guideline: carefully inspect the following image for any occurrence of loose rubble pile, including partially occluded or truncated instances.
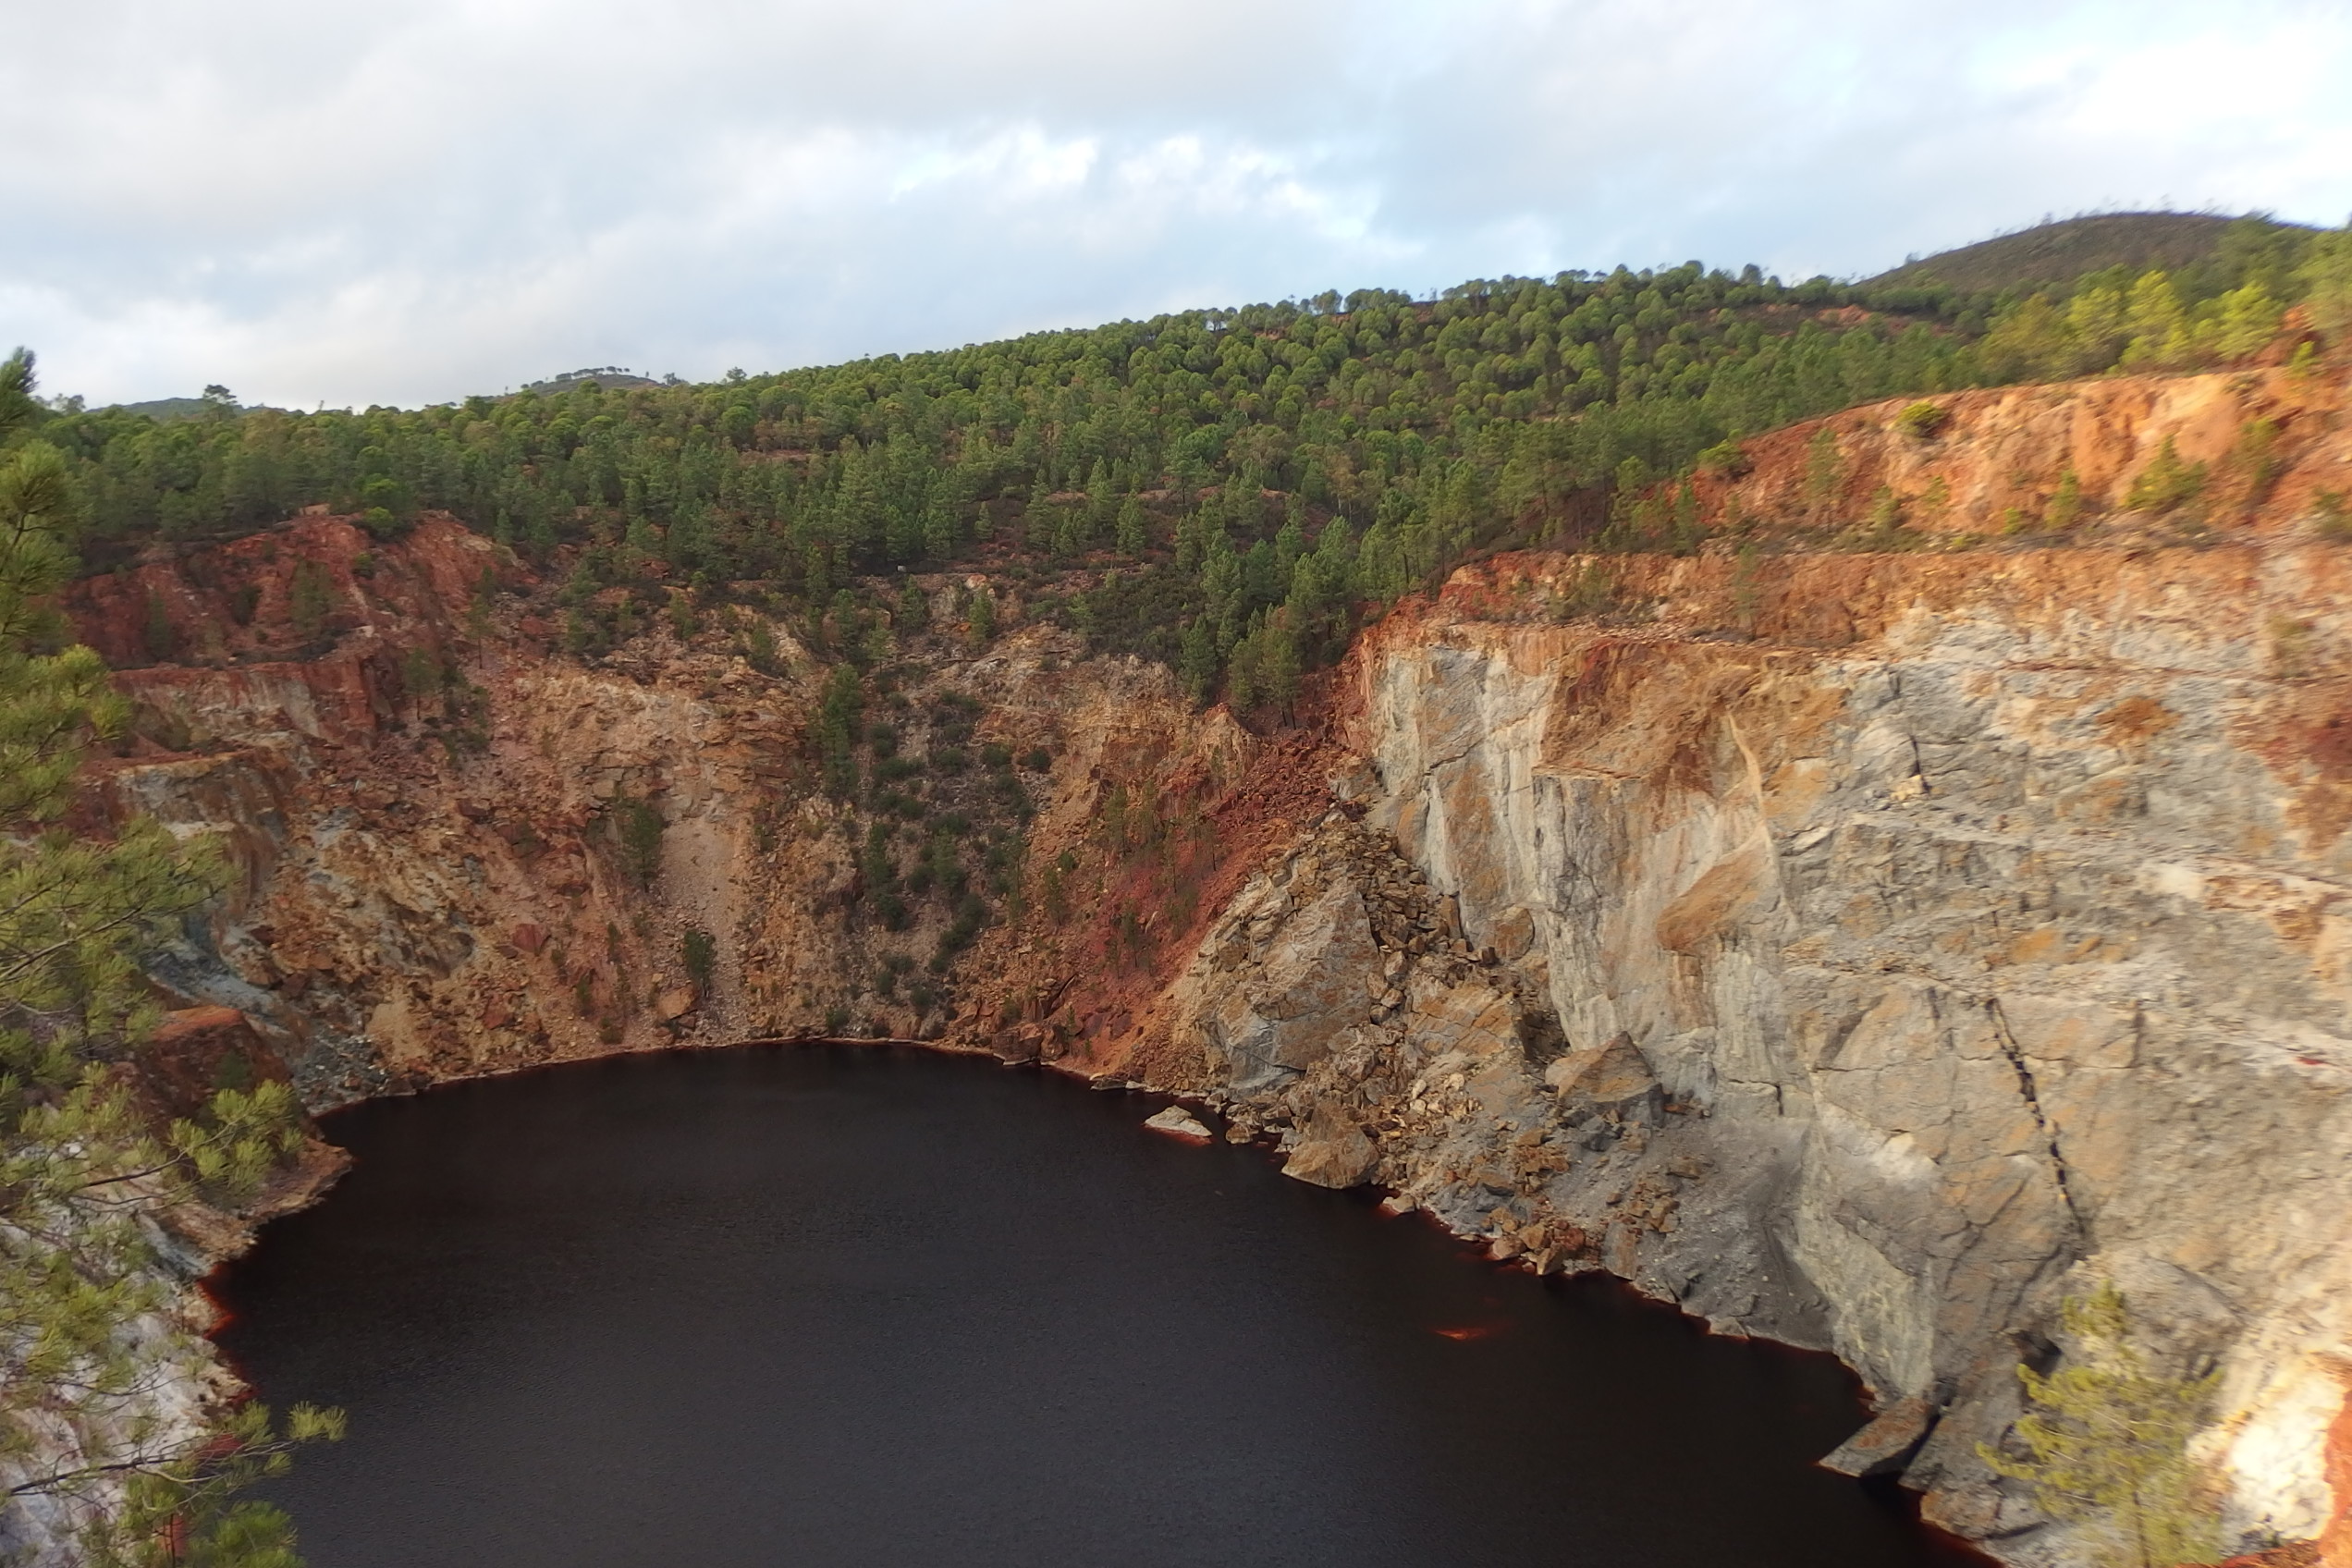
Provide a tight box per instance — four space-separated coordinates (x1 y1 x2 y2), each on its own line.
1173 815 1709 1283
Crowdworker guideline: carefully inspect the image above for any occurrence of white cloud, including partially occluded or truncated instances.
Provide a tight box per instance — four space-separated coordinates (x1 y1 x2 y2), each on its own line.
2 0 2346 407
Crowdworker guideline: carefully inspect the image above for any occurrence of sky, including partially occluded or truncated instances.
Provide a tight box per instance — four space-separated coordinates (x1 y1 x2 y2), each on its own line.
4 0 2348 410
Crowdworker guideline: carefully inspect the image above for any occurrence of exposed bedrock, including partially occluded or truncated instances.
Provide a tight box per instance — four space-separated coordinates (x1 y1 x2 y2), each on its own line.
1154 547 2352 1560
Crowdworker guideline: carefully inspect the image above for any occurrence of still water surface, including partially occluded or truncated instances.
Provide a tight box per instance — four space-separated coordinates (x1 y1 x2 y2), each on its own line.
213 1044 1985 1568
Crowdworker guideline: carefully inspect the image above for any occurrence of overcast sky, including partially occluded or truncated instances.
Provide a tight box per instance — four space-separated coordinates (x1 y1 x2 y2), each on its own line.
5 0 2347 410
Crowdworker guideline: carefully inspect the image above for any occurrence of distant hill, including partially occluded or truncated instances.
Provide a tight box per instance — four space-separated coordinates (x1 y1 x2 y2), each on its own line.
107 396 228 422
97 368 666 420
1868 212 2318 294
522 366 665 394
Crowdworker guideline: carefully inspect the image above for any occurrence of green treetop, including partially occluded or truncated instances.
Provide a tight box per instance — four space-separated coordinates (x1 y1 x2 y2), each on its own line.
1979 1280 2223 1568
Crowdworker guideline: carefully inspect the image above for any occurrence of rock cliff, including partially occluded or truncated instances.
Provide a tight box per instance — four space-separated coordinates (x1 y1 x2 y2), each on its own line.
1134 545 2352 1560
57 358 2352 1565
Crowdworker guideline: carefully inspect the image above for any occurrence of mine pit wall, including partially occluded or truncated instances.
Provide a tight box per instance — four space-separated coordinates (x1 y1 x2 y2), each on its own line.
66 517 863 1102
60 509 2352 1563
1151 545 2352 1558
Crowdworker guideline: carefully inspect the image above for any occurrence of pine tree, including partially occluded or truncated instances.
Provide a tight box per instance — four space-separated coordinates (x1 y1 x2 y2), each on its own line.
288 558 331 643
2119 272 2190 367
1803 425 1844 518
2048 469 2086 531
1978 1281 2222 1568
0 348 339 1564
1260 609 1302 718
1177 614 1219 706
1115 494 1147 557
2299 224 2352 341
2124 436 2207 515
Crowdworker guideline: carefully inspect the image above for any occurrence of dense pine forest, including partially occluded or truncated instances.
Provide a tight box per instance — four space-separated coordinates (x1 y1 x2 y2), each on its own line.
29 214 2352 708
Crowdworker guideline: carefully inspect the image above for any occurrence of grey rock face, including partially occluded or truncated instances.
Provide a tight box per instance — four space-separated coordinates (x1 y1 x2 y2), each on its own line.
1163 548 2352 1559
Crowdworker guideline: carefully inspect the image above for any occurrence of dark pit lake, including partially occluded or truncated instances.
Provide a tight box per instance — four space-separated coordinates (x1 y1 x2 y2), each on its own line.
211 1043 1989 1568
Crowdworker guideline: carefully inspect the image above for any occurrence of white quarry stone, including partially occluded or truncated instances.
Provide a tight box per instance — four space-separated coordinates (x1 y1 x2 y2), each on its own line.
1141 1106 1213 1142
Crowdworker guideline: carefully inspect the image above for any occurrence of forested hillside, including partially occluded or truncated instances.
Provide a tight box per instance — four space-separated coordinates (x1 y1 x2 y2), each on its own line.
1867 210 2317 294
29 214 2352 709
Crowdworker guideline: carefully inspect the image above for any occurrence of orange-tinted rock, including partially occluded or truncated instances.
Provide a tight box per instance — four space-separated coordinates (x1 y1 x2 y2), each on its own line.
1280 1112 1377 1188
1670 362 2350 550
2321 1360 2352 1568
2226 1548 2321 1568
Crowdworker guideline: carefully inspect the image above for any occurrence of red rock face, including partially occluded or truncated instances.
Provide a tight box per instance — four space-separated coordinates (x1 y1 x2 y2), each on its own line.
67 515 506 668
60 511 1155 1095
65 515 519 758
